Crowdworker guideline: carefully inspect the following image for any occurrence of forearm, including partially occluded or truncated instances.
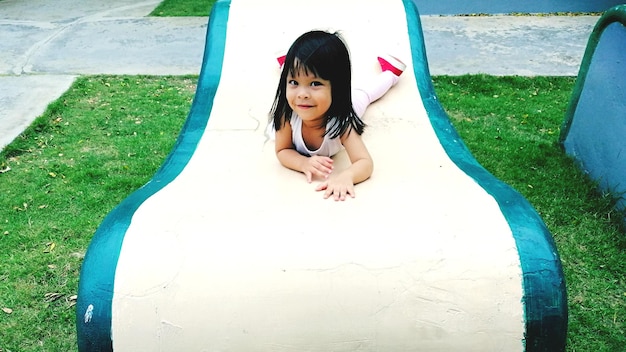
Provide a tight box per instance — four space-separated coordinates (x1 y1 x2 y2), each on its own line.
276 148 307 173
338 158 373 185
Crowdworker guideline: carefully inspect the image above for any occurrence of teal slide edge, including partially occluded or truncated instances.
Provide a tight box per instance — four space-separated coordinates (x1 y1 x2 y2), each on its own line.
560 4 626 142
75 2 230 350
403 1 567 351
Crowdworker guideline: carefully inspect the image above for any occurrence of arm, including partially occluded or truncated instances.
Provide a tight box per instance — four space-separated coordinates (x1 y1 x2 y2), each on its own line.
275 122 334 182
316 130 373 201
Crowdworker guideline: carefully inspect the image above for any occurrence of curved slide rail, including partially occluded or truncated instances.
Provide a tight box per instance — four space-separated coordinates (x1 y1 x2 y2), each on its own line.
77 0 567 350
560 5 626 214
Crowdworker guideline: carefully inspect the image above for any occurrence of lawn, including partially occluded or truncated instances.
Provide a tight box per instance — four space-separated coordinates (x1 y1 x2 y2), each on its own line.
0 76 195 351
1 1 624 351
150 0 217 16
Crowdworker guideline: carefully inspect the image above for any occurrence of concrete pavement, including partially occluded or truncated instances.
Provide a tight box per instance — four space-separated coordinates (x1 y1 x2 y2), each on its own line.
0 0 599 151
0 0 207 150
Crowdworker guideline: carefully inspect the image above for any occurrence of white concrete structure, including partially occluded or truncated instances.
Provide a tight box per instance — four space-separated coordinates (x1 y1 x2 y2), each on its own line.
76 0 567 350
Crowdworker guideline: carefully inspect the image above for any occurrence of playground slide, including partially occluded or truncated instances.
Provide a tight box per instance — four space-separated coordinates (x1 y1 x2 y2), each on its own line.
77 0 567 350
561 5 626 217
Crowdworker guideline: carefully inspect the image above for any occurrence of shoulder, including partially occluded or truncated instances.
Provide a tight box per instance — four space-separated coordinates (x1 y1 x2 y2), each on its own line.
275 119 294 152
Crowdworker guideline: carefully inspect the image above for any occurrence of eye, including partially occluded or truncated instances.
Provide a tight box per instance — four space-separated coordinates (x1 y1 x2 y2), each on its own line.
288 79 298 86
310 81 324 87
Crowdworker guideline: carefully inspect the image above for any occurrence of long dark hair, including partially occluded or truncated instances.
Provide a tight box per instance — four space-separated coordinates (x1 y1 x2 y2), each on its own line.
269 30 365 139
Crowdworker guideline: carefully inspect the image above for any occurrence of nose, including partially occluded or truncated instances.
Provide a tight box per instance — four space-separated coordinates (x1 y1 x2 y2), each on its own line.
296 86 309 99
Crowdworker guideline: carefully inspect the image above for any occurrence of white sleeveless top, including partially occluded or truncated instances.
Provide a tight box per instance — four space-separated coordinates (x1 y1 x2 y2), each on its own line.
290 114 343 157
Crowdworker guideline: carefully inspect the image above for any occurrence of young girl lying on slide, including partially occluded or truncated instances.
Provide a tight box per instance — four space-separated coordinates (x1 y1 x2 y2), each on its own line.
269 30 405 201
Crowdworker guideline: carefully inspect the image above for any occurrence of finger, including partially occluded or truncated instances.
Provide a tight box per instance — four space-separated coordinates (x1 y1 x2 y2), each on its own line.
338 186 352 201
314 165 331 179
315 158 332 169
326 187 338 200
315 182 328 192
320 157 334 168
325 189 333 199
304 170 312 183
312 157 332 171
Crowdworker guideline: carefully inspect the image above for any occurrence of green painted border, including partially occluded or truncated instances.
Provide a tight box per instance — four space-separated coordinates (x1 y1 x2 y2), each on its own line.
75 1 230 350
402 1 567 350
560 4 626 144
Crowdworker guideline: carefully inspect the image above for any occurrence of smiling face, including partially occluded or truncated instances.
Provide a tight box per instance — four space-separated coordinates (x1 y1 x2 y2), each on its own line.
285 66 332 127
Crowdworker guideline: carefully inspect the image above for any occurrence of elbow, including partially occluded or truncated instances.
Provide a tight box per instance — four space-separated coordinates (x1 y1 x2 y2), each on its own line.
354 158 374 184
366 159 374 179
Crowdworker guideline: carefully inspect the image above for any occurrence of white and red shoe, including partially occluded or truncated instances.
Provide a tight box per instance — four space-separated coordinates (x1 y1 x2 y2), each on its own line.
378 55 406 76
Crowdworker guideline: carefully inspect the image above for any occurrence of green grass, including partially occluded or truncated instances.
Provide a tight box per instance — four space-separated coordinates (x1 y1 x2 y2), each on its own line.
150 0 216 16
0 76 195 351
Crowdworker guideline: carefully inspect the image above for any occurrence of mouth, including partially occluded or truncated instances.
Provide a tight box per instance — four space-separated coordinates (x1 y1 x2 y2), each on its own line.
297 104 314 109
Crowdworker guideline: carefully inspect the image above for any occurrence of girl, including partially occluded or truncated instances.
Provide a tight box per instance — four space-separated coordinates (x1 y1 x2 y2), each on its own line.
269 30 404 201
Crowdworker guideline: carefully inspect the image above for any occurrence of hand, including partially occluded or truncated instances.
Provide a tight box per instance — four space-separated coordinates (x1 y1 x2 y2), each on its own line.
315 173 355 201
302 156 334 183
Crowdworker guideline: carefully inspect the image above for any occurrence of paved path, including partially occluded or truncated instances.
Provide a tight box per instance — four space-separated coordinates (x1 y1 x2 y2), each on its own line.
0 0 599 151
0 0 206 150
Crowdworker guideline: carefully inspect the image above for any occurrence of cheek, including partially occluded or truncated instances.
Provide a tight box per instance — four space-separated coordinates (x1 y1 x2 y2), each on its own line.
285 88 294 101
285 90 297 108
322 91 332 107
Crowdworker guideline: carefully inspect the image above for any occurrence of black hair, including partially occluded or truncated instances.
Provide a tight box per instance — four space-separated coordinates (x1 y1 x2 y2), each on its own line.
269 30 365 139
